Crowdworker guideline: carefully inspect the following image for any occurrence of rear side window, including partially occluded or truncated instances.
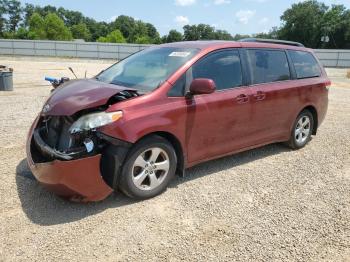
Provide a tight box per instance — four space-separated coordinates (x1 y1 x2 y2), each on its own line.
288 50 321 79
247 49 291 85
192 50 242 90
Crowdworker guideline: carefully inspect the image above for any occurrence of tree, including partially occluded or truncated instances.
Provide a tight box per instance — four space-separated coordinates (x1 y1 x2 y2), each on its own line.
97 29 126 43
28 12 46 39
23 3 34 27
6 0 22 32
85 18 108 42
58 8 84 27
319 5 350 49
183 24 214 40
128 20 148 43
0 0 7 36
214 29 233 40
1 0 348 48
344 11 350 49
109 15 161 43
111 15 136 41
254 27 279 39
15 26 28 39
40 5 57 17
183 24 233 41
145 22 161 43
135 36 151 44
71 22 91 41
28 12 72 40
278 0 328 48
44 13 72 40
232 34 250 40
163 29 183 43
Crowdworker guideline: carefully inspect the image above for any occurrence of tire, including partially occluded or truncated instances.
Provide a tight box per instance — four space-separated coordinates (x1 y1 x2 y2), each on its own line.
287 110 314 150
118 135 177 199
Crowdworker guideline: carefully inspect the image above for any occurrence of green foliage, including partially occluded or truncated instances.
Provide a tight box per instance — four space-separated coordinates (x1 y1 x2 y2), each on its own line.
85 18 108 42
163 29 183 43
135 36 151 44
28 12 72 40
214 30 233 40
183 24 233 41
97 29 126 43
278 0 327 48
6 0 22 32
108 15 161 44
0 0 6 36
276 0 350 48
183 24 215 40
45 13 72 40
0 0 349 48
0 0 22 35
253 27 279 39
320 5 350 49
129 20 148 43
145 23 161 43
23 3 35 27
232 34 250 41
15 27 29 39
28 12 45 39
110 15 136 41
71 22 91 41
58 8 85 27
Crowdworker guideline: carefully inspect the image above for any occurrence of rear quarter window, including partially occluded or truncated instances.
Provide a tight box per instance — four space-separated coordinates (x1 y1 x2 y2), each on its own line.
288 50 321 79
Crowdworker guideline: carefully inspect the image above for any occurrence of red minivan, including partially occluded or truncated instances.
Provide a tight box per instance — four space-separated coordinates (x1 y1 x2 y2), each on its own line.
26 39 330 201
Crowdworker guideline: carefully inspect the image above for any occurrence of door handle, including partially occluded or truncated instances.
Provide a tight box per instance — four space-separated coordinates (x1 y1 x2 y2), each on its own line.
236 94 249 104
253 91 266 101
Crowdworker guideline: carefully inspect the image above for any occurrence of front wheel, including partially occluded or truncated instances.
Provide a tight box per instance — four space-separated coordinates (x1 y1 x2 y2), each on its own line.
287 110 314 149
118 136 177 199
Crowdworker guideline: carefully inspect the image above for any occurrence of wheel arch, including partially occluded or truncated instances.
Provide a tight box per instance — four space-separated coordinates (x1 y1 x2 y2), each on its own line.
301 105 318 135
136 131 185 177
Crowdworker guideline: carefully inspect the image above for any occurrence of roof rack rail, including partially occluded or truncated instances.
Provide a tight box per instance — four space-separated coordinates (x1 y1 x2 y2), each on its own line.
238 38 305 47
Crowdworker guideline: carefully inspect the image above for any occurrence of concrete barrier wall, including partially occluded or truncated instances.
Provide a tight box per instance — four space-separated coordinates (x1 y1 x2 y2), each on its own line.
0 39 349 67
314 49 350 68
0 39 151 60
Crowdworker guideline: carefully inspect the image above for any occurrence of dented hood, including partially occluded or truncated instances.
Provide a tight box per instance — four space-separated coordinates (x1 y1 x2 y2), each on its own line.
43 79 133 116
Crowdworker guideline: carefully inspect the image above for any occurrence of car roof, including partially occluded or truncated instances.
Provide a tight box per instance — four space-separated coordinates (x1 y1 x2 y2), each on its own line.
159 40 310 52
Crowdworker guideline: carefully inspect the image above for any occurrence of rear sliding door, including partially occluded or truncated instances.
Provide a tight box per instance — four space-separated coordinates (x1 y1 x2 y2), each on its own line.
244 48 300 144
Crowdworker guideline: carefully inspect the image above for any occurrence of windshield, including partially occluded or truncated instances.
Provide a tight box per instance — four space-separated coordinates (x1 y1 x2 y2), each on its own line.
96 47 199 92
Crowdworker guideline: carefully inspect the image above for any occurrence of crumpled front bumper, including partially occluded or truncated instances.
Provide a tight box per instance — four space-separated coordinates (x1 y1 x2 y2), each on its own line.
26 117 113 202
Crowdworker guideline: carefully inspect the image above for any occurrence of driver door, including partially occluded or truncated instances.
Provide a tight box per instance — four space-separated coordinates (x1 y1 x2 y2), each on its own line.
184 49 254 164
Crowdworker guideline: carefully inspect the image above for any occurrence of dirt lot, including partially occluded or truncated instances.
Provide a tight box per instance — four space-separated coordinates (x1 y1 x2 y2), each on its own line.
1 56 350 261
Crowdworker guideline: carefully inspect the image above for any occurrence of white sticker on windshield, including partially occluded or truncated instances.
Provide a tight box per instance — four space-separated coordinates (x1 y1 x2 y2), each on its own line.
169 52 191 57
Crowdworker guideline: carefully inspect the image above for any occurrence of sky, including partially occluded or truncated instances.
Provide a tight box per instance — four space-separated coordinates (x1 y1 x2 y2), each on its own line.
21 0 350 36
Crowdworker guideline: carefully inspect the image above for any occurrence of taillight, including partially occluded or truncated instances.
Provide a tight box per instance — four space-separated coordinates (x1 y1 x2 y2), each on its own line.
325 80 331 90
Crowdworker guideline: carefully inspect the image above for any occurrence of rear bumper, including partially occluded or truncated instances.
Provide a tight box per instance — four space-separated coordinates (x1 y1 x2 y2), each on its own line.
26 117 113 202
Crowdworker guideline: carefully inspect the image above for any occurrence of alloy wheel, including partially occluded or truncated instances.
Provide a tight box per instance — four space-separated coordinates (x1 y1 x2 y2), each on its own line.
295 115 311 144
131 147 170 191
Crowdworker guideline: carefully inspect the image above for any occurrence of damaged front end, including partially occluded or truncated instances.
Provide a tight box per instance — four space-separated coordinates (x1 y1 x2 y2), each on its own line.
32 115 104 162
27 85 137 202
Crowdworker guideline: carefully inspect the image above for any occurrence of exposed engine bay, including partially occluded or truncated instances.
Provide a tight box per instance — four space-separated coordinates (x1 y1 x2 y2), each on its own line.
31 89 139 164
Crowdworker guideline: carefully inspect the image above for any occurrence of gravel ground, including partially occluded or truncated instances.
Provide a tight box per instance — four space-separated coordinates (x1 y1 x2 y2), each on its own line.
0 56 350 261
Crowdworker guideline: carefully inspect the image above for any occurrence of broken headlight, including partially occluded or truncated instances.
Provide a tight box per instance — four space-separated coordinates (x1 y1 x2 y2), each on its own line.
69 111 123 134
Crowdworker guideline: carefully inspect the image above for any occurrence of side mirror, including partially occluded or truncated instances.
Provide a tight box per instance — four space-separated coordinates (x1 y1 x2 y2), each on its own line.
189 78 216 96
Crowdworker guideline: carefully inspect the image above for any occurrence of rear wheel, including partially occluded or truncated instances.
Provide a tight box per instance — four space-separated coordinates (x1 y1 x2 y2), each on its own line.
119 136 177 199
287 110 314 149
